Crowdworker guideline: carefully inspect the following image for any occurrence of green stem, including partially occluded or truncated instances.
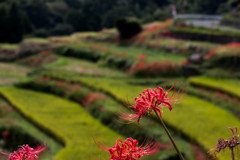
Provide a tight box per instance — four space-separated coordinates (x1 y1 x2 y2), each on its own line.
154 110 185 160
231 148 235 160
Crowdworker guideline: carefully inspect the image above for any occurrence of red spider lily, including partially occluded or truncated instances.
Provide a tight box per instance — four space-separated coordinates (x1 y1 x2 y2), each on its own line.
2 131 9 137
137 54 146 62
81 93 106 106
0 144 45 160
95 138 160 160
193 145 206 160
208 127 240 159
118 82 186 124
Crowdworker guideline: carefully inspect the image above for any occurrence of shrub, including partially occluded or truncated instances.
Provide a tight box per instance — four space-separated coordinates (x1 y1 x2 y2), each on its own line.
102 55 133 70
55 45 105 62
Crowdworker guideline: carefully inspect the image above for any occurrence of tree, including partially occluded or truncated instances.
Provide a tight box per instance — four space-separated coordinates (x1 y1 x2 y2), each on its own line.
116 17 142 39
102 6 134 28
65 10 84 31
49 23 73 36
0 4 9 42
24 0 53 28
8 1 24 43
64 0 81 9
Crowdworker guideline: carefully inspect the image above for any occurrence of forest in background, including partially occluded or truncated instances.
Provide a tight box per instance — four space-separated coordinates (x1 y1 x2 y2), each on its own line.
0 0 239 43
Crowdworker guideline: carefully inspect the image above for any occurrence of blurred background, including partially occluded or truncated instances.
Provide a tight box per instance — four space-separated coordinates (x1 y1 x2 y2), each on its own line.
0 0 240 160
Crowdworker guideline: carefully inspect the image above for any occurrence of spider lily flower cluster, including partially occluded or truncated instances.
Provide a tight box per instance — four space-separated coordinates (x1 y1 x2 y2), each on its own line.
95 83 186 160
208 127 240 159
0 144 45 160
119 82 185 124
95 138 160 160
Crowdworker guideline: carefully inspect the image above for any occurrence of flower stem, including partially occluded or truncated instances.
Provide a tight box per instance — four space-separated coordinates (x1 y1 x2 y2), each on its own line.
154 110 184 160
231 148 235 160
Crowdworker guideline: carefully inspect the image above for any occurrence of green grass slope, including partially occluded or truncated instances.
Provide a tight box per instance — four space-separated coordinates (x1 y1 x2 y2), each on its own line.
189 77 240 99
0 62 30 85
0 87 123 160
46 56 127 78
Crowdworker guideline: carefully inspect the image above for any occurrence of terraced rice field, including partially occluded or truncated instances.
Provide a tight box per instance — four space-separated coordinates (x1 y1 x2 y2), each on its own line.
61 76 240 159
0 22 240 160
0 63 29 85
189 77 240 99
0 87 123 160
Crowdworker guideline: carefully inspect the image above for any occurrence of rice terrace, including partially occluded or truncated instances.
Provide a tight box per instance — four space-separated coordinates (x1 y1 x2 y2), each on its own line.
0 0 240 160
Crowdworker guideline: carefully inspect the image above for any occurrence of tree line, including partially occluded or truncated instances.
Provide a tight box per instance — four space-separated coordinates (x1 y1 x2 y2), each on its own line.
0 0 235 43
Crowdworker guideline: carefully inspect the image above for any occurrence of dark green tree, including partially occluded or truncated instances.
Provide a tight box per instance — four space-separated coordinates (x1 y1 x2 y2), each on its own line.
64 0 81 9
102 6 134 28
0 4 9 42
116 17 142 39
24 0 53 28
8 1 24 43
65 10 84 31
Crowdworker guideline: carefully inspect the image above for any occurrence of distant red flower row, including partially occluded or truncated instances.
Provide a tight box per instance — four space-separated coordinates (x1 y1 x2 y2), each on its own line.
127 60 181 77
206 42 240 58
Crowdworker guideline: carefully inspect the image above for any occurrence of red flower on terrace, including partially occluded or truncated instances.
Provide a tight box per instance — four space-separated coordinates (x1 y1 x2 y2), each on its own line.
95 138 159 160
0 144 45 160
137 54 146 62
2 131 9 137
118 82 185 124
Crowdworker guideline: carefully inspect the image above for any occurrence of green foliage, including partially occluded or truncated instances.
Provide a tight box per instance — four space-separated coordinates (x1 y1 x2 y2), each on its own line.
65 10 85 31
0 87 123 160
116 18 142 39
49 24 73 36
8 1 24 43
174 0 228 14
102 55 133 70
24 0 54 29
